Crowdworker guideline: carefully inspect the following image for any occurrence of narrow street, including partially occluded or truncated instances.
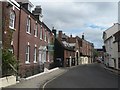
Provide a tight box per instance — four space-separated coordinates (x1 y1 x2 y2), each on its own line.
43 63 119 88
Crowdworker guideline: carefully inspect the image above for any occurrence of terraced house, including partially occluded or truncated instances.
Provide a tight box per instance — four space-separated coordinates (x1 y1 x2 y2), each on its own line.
1 0 54 78
53 30 94 67
103 23 120 70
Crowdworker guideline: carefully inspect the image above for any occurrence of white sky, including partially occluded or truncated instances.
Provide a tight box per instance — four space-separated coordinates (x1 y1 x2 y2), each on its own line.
30 0 118 48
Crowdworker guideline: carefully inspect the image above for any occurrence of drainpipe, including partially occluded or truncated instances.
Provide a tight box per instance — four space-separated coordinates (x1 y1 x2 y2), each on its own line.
17 4 21 80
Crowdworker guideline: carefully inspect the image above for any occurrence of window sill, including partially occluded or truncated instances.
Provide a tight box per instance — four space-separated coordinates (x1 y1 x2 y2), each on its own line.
40 38 43 40
9 26 16 31
34 35 37 38
25 61 30 64
34 61 37 63
26 32 31 35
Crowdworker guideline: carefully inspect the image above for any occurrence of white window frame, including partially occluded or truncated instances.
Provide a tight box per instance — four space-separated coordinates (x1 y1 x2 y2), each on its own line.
40 25 43 40
48 33 50 43
34 23 38 37
28 4 32 12
44 29 47 42
25 45 30 64
9 11 15 29
34 47 37 63
39 51 44 64
26 16 31 34
48 52 50 62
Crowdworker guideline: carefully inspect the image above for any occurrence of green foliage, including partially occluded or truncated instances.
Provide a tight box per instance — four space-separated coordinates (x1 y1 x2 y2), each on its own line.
93 49 99 57
2 49 18 77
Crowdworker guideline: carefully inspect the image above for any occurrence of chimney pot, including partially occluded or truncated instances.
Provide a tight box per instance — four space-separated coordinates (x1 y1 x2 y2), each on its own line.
58 31 62 40
52 27 56 38
82 33 84 39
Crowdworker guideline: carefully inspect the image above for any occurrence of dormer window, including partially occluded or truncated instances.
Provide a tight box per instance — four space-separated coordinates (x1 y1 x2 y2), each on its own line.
28 4 32 12
15 0 34 12
9 11 15 29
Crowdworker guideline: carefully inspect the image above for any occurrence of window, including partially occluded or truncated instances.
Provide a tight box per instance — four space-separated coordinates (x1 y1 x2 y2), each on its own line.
9 11 15 29
118 41 120 52
48 52 50 62
39 52 42 64
26 16 31 33
34 23 38 37
44 29 47 41
119 58 120 69
28 4 32 12
40 25 43 39
34 47 37 63
48 33 50 43
25 45 30 64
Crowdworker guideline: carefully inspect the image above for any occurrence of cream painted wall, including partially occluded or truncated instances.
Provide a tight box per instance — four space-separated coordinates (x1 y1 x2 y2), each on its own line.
0 75 16 88
104 23 120 69
80 57 89 64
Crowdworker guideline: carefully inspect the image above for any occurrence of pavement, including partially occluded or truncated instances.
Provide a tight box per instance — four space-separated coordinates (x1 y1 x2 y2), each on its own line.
3 67 67 89
100 63 119 76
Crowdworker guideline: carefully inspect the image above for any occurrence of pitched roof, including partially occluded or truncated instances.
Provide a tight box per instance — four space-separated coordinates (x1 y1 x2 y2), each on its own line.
56 38 75 51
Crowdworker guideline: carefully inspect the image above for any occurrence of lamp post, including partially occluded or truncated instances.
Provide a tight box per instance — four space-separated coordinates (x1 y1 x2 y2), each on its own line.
69 53 72 67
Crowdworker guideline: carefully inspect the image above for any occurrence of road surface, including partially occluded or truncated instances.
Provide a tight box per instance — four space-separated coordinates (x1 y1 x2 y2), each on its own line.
43 63 119 88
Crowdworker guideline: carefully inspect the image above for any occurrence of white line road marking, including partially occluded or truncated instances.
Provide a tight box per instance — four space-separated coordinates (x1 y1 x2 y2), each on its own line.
42 70 67 90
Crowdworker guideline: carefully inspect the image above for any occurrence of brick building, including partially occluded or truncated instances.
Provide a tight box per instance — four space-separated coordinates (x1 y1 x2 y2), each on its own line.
53 30 94 67
67 35 81 65
78 34 94 64
54 30 75 67
1 0 54 78
95 49 104 62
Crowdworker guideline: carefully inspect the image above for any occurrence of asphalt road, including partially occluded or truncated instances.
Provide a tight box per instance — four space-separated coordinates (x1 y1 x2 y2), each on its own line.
43 63 119 88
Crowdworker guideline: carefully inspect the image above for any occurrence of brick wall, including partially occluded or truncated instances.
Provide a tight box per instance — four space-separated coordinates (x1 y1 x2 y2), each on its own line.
18 8 48 77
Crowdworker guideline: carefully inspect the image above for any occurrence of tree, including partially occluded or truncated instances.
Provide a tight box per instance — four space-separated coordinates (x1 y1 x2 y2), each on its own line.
2 49 18 77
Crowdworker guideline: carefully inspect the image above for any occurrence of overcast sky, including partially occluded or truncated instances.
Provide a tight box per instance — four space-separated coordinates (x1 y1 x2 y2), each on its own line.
30 0 118 48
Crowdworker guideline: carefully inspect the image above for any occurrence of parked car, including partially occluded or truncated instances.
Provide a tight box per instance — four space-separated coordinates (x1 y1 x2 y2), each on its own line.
96 57 103 63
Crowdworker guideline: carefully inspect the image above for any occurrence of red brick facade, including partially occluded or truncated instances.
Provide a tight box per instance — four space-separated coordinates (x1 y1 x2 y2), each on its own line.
1 1 54 77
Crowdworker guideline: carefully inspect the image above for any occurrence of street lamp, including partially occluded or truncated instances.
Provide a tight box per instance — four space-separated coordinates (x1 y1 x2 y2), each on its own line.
69 53 71 67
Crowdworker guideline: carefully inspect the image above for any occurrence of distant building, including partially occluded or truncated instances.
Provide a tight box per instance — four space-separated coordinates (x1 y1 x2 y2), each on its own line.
68 35 94 65
95 49 104 62
67 35 80 65
53 30 94 67
103 23 120 69
54 30 75 67
78 34 94 65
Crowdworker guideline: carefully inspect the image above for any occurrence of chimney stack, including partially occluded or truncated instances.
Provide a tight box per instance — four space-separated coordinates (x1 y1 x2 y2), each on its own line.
32 5 43 22
52 27 56 38
58 31 62 40
82 33 84 40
